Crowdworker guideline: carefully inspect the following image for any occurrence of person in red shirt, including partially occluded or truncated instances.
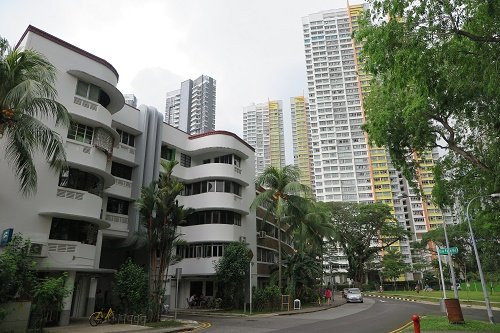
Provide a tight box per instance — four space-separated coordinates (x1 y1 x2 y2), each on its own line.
325 284 333 305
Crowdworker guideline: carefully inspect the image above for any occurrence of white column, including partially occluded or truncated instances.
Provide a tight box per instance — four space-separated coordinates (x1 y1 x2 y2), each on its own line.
86 277 98 316
58 271 76 326
94 230 103 268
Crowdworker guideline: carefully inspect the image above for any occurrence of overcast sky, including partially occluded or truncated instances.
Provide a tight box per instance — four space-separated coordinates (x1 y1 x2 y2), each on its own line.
1 0 362 164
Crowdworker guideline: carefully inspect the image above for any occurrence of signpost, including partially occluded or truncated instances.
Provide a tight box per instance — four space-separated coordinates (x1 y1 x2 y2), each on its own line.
438 247 458 255
174 268 182 320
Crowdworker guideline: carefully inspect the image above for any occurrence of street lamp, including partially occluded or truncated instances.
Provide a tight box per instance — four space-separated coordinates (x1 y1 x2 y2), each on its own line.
465 193 499 324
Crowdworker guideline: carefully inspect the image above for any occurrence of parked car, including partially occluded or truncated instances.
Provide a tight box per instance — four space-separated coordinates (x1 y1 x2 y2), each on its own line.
342 288 350 298
346 288 363 303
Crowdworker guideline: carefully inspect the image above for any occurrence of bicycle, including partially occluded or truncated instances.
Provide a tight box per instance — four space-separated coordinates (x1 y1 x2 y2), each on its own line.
89 307 117 326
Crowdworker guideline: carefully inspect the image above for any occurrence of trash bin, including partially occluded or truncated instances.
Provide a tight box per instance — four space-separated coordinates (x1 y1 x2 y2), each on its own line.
444 298 464 324
294 299 301 310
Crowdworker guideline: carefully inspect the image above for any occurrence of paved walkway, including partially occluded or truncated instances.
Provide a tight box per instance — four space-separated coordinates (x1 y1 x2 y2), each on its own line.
44 320 198 333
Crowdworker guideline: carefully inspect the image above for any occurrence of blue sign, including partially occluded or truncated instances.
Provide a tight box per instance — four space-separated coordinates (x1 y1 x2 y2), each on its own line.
0 228 13 246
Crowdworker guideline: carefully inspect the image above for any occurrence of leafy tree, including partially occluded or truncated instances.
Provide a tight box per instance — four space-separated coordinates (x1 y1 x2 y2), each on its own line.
214 242 251 309
327 202 408 286
380 248 409 290
136 160 191 322
252 285 280 311
113 258 148 315
31 274 70 329
283 252 322 303
0 236 36 305
0 36 70 195
355 1 500 203
251 165 310 292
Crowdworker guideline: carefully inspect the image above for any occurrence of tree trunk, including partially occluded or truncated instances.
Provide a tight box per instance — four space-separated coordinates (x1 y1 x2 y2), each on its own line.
277 217 282 293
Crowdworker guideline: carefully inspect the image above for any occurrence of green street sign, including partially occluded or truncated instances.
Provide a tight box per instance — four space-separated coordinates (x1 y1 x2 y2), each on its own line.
438 247 458 255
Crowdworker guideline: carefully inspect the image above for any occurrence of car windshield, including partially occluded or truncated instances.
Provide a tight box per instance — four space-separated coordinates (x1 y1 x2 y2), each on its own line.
348 288 360 293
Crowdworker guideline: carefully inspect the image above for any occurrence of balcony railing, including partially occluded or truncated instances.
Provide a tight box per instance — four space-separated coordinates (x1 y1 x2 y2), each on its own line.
74 96 98 111
105 212 129 224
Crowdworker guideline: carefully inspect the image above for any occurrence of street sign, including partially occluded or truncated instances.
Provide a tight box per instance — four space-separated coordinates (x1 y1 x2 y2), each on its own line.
438 247 458 255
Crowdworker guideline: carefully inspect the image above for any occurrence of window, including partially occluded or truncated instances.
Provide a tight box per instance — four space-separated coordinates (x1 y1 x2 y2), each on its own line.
111 162 133 180
234 155 241 167
59 168 102 196
117 129 135 147
203 159 211 164
107 197 129 215
180 153 191 167
183 180 242 196
75 80 110 107
161 146 176 161
67 122 94 144
50 218 97 245
176 243 227 259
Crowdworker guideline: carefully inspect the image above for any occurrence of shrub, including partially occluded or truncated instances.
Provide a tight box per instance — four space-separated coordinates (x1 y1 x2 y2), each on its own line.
31 274 70 328
113 258 148 314
253 285 280 311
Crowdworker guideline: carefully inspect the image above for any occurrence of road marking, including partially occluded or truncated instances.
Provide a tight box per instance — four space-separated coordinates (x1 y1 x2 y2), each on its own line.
387 319 413 333
181 321 212 332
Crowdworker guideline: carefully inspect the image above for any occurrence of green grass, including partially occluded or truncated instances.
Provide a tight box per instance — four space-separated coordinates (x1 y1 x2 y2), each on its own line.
146 320 183 328
379 290 500 304
404 315 500 332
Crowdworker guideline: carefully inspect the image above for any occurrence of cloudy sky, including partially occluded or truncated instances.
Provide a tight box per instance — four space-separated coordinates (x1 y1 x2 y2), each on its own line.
1 0 362 163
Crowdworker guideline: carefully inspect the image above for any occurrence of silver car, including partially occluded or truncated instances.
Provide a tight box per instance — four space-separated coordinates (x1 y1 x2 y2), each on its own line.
346 288 363 303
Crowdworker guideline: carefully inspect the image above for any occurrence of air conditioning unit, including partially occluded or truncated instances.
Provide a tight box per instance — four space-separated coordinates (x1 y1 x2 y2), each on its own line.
29 243 48 257
257 231 267 239
239 236 247 243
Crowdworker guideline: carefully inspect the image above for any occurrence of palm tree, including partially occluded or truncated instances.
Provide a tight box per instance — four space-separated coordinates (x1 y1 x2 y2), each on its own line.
137 159 192 321
0 36 70 195
251 165 310 292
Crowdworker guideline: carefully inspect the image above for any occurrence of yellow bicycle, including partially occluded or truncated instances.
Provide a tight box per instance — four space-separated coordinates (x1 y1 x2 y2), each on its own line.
89 307 116 326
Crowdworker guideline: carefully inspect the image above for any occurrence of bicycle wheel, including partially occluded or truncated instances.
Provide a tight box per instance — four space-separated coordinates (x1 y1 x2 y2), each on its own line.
89 312 103 326
108 314 117 325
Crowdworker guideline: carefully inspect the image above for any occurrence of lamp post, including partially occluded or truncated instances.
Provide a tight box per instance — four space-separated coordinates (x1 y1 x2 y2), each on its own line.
465 193 499 324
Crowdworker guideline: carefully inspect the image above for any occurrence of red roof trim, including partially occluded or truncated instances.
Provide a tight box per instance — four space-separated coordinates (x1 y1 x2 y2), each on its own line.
15 25 119 80
188 131 255 151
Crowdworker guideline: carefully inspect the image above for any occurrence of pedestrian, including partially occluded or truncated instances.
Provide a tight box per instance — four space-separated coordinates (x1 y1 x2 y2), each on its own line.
325 284 332 305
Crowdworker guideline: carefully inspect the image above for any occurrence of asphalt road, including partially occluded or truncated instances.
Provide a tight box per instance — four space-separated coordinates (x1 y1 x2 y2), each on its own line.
190 298 500 333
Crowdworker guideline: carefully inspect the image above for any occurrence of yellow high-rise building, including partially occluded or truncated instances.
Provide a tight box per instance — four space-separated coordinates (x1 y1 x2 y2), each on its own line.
290 96 313 188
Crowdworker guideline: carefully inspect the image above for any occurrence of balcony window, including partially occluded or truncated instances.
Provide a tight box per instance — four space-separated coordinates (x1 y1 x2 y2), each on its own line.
75 80 110 108
59 168 103 196
180 153 191 167
117 129 135 147
67 122 94 144
182 179 241 196
111 162 133 180
161 146 176 161
106 197 129 215
49 218 98 245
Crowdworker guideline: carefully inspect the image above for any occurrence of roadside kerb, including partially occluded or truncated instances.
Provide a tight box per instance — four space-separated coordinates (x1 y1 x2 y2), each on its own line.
177 299 347 318
364 294 417 303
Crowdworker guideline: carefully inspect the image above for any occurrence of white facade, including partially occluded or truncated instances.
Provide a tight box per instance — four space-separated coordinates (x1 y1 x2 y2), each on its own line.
0 26 256 325
164 75 216 135
242 101 285 177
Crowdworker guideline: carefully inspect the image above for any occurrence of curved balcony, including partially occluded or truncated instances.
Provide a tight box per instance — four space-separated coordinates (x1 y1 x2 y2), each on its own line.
103 212 129 237
179 224 241 243
178 192 248 215
172 163 248 185
104 177 132 199
113 143 136 165
37 240 96 270
171 257 218 276
65 140 114 187
68 70 124 113
39 187 109 229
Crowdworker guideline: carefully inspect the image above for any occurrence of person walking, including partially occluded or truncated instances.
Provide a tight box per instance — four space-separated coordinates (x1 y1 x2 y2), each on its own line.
325 284 333 305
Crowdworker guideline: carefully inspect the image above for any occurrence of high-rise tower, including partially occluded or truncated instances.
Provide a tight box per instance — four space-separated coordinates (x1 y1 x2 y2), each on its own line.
290 96 314 188
164 75 216 134
243 100 285 176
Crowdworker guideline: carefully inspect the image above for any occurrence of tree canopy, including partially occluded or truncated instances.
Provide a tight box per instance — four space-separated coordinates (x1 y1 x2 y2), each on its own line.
356 0 500 204
327 202 408 286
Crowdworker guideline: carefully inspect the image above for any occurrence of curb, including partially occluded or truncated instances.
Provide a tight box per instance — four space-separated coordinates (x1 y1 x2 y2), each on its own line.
178 300 347 318
116 324 198 333
365 294 417 302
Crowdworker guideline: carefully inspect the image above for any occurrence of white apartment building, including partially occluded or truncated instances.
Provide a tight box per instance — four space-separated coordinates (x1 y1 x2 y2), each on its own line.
242 101 285 177
164 75 216 135
0 26 256 326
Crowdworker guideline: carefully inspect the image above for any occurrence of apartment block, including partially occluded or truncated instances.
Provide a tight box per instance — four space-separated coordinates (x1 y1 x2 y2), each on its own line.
290 96 314 189
302 5 456 282
243 100 285 177
164 75 216 135
0 26 255 325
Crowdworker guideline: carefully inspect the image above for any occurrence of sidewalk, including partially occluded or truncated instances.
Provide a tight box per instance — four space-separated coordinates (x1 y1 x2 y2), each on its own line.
43 319 198 333
177 297 347 318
